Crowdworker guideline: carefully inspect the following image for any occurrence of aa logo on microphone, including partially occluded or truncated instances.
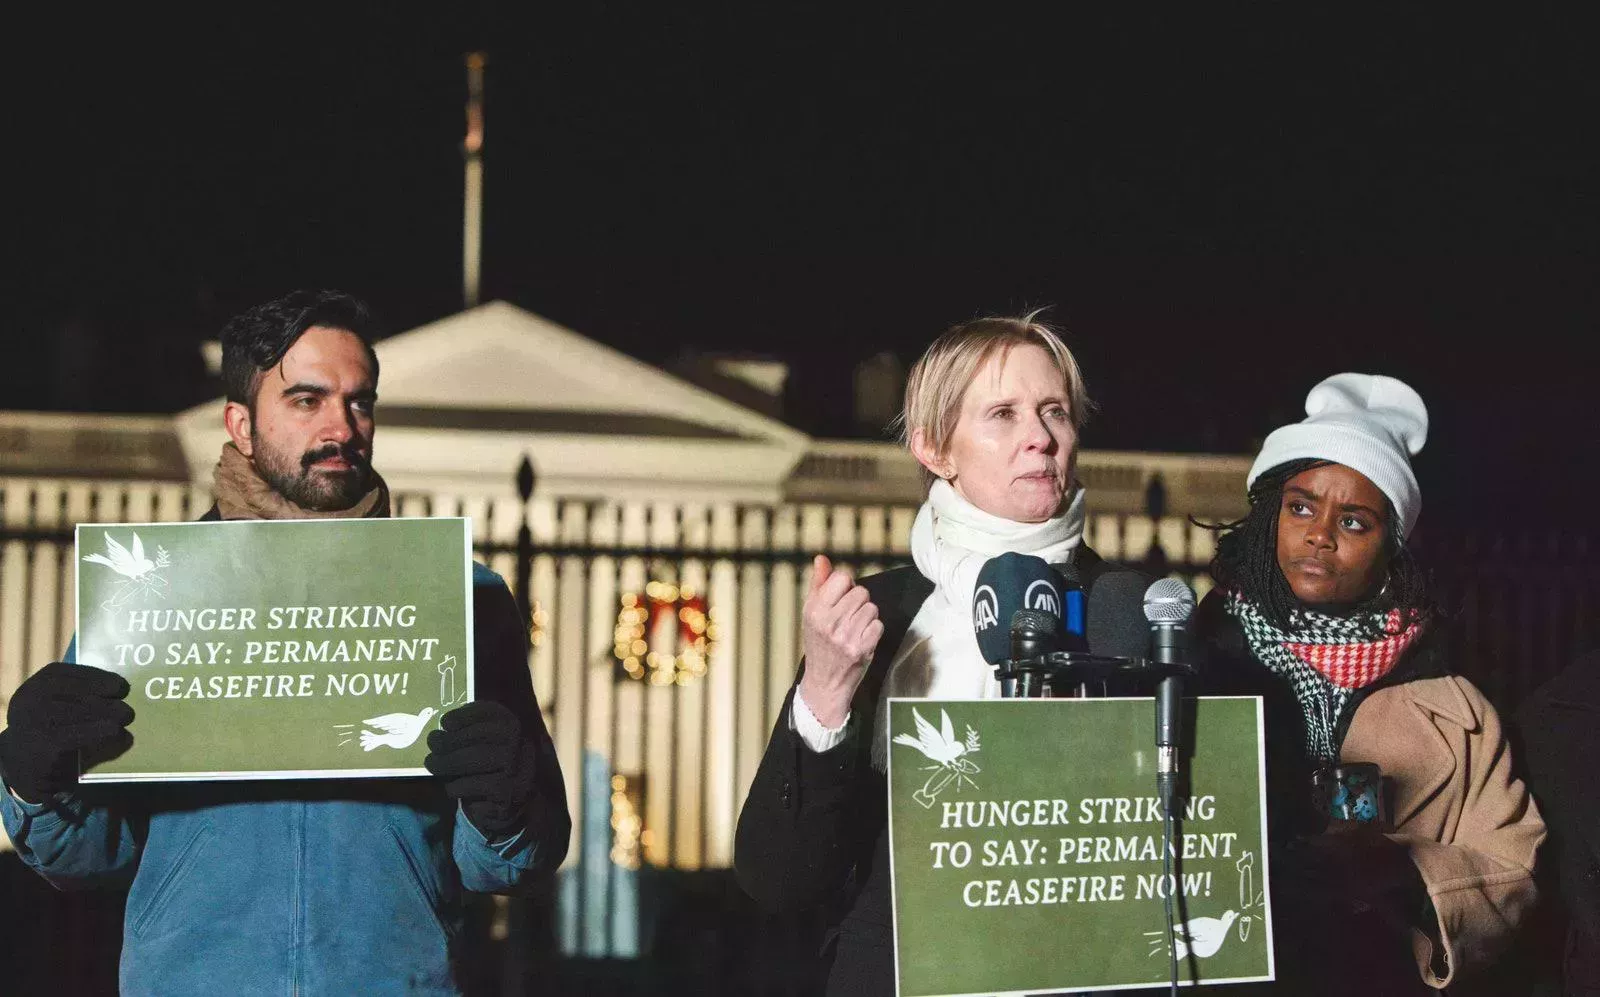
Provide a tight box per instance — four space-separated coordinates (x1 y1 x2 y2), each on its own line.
972 585 999 630
1024 579 1060 617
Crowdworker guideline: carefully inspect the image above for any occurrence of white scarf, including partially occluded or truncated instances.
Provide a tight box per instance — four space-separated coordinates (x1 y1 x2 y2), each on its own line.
871 479 1086 769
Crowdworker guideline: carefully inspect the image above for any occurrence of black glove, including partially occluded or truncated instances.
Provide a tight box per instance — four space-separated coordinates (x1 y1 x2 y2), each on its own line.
424 701 537 839
0 662 134 803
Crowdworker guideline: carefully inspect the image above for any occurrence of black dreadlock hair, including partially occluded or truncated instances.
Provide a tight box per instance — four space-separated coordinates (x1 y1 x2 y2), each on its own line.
1203 458 1436 631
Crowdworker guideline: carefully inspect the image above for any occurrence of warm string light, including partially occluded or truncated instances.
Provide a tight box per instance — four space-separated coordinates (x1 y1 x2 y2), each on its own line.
529 601 549 649
609 774 642 870
612 581 716 685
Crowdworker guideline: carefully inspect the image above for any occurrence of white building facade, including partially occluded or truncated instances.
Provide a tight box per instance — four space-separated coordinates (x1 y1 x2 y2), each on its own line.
0 302 1249 955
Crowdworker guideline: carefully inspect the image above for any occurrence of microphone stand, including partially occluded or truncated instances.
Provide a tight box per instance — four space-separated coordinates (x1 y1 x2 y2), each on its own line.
991 648 1194 993
1149 614 1192 997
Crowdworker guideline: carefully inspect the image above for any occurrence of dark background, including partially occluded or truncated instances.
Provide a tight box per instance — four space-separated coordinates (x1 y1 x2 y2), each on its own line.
3 10 1594 993
8 8 1595 518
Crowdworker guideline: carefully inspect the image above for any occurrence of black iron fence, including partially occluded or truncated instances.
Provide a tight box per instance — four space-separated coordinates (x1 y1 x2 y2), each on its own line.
2 466 1594 995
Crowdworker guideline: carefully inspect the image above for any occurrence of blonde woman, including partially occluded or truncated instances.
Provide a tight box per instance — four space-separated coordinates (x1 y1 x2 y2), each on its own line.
735 314 1146 996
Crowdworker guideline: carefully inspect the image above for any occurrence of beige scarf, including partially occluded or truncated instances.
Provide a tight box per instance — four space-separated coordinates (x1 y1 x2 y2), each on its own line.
213 442 390 521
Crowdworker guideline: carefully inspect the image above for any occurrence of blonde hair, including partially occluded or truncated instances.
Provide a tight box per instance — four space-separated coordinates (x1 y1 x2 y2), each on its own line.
898 311 1092 489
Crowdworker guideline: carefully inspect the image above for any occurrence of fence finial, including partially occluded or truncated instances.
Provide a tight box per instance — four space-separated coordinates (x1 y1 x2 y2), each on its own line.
1143 473 1170 578
1144 473 1167 522
516 456 536 503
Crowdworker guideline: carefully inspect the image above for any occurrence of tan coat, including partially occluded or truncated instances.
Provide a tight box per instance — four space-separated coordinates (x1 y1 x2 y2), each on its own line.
1341 675 1545 989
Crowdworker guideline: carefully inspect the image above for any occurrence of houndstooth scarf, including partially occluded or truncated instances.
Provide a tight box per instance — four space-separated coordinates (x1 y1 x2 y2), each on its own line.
1226 592 1424 763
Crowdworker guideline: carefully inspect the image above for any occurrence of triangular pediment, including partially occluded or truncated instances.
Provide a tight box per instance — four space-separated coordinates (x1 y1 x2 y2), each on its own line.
172 302 811 497
179 301 806 446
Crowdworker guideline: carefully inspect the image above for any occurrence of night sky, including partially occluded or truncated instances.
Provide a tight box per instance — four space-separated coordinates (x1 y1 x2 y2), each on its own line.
9 9 1596 524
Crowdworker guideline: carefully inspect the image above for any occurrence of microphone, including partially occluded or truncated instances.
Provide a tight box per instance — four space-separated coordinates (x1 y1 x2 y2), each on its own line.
1084 570 1149 660
1144 578 1196 812
1006 608 1061 698
972 552 1076 666
1008 608 1060 661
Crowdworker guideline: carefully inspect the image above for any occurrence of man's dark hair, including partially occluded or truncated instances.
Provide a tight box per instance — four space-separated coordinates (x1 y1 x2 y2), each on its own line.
1205 458 1435 629
219 290 381 406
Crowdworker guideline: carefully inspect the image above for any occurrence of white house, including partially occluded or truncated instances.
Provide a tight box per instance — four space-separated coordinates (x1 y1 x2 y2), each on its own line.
0 302 1249 955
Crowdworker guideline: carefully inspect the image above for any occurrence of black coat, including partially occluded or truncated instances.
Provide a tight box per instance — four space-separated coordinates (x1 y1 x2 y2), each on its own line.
1517 650 1600 996
732 546 1137 997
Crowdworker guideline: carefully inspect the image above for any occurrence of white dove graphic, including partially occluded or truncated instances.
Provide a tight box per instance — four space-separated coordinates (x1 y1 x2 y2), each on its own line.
358 708 438 751
1171 910 1240 959
83 532 156 579
893 707 969 766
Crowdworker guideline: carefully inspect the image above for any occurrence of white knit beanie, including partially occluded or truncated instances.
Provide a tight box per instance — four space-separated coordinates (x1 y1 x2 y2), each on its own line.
1247 373 1429 538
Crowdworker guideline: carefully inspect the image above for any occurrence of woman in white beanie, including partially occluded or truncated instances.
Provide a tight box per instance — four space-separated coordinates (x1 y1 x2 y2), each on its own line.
1195 373 1545 995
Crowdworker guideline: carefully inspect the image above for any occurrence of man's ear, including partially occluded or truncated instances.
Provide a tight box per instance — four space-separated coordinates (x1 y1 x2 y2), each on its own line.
909 427 954 481
223 401 254 457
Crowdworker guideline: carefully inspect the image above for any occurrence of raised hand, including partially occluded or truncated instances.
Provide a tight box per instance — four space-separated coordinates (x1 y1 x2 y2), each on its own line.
795 555 884 728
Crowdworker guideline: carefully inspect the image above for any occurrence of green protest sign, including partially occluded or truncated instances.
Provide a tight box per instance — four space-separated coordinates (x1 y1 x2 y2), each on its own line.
73 518 473 782
887 697 1273 995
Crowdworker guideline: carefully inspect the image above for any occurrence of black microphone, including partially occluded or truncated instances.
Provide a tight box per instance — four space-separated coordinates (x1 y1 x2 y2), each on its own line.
1084 569 1149 661
1144 578 1196 812
972 552 1074 666
1008 608 1060 661
1006 608 1061 697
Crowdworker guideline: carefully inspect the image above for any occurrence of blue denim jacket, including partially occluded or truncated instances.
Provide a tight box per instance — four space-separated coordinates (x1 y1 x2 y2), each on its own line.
1 563 570 996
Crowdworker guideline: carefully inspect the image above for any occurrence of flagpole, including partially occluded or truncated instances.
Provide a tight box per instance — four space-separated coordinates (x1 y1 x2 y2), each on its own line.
463 52 486 309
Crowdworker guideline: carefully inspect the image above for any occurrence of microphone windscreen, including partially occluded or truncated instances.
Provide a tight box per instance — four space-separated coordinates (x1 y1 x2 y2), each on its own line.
972 552 1067 664
1086 569 1150 660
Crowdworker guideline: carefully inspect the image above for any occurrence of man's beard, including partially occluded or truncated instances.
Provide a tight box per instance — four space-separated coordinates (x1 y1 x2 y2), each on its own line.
251 435 373 512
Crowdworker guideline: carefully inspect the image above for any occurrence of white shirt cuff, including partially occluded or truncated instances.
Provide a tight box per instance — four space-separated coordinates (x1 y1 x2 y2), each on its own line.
791 690 851 753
